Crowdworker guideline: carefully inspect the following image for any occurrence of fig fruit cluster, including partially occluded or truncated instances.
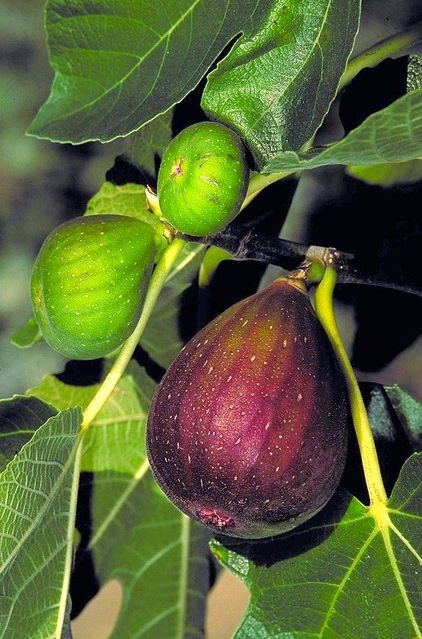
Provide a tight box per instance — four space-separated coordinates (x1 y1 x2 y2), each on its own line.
31 214 157 360
147 277 350 539
157 121 249 236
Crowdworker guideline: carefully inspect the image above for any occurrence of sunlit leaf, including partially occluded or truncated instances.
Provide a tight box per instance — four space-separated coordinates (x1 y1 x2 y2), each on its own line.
85 182 155 226
211 453 422 639
28 362 212 637
81 364 155 474
263 89 422 172
28 362 156 475
202 0 361 167
27 0 273 143
90 470 212 639
28 374 97 414
0 407 82 638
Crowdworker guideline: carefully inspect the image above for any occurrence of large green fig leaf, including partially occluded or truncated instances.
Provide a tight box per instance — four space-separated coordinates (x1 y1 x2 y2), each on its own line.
263 88 422 172
28 362 154 475
90 471 212 639
28 362 213 637
202 0 361 168
27 0 273 143
0 402 82 639
212 453 421 639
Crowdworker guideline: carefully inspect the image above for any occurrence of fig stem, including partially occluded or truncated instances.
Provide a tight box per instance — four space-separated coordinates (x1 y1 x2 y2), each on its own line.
314 263 388 507
242 171 292 209
81 237 186 430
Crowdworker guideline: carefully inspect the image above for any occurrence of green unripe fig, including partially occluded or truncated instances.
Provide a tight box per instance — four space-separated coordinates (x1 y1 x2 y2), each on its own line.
31 214 157 360
147 277 350 539
157 122 249 236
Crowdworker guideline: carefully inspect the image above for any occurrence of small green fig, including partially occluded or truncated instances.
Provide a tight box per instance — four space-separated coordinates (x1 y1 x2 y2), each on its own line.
147 277 349 539
31 214 157 360
157 122 249 236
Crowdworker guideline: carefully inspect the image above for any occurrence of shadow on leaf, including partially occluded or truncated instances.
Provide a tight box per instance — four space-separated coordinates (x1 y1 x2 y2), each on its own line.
214 488 354 567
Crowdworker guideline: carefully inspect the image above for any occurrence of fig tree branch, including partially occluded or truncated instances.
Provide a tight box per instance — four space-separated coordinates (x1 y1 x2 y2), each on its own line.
181 224 422 298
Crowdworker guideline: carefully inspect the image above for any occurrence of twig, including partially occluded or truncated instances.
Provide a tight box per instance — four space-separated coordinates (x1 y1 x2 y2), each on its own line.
181 225 422 297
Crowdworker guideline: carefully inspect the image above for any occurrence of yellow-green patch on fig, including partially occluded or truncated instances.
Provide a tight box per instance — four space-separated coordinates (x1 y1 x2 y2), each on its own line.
31 214 157 360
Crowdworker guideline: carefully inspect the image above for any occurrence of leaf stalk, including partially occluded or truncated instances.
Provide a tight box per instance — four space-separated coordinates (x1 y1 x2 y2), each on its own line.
81 237 186 429
340 20 422 91
313 263 388 506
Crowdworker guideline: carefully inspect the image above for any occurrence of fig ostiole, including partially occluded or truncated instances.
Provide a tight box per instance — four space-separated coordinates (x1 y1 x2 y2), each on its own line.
147 277 350 539
157 121 249 237
31 214 157 360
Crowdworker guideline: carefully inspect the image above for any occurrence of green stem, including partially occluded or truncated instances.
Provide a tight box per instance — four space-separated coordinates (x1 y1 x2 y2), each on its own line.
313 264 388 506
81 237 186 429
340 20 422 91
242 170 293 210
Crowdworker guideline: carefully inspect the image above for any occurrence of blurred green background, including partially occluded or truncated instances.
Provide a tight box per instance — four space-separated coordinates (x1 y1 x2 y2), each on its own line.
0 0 126 397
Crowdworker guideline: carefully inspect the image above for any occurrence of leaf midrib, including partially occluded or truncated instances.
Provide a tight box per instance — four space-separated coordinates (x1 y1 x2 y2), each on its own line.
50 0 204 116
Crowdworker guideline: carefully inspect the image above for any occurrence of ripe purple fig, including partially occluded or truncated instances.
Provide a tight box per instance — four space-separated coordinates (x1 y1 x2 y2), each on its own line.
146 277 349 539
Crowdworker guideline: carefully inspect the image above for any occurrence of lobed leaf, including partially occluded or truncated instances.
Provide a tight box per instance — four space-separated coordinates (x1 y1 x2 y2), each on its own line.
28 362 156 475
27 0 273 143
90 470 212 639
29 366 212 637
263 88 422 173
202 0 361 167
0 406 82 639
81 364 156 474
26 364 214 636
211 454 421 639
